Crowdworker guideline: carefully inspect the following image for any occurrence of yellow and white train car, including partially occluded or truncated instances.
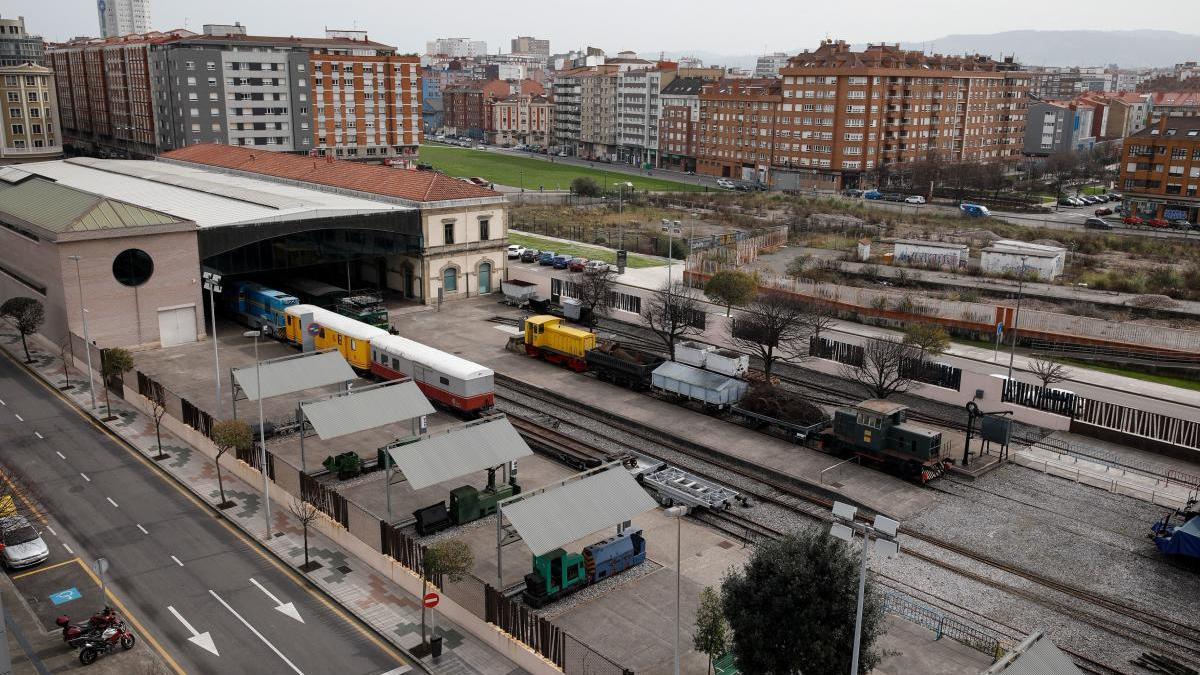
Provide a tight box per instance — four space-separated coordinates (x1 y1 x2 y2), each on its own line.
284 304 387 370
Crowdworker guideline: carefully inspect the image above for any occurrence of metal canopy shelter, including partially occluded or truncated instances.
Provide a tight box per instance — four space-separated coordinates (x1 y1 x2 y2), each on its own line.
386 416 532 491
231 349 354 404
301 379 434 440
495 465 657 585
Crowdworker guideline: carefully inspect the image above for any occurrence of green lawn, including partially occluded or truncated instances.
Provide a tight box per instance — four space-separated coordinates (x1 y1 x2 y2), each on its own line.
419 145 704 192
507 232 665 268
1057 359 1200 392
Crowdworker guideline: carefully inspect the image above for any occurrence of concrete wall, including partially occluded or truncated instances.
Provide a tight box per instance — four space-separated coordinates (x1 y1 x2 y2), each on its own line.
0 224 67 345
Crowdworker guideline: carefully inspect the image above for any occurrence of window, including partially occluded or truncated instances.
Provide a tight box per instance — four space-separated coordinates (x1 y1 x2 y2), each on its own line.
186 76 197 86
7 107 19 118
112 249 154 287
26 91 37 102
442 267 457 292
27 108 38 118
479 219 490 240
188 93 198 101
443 221 455 244
206 62 216 71
10 124 21 135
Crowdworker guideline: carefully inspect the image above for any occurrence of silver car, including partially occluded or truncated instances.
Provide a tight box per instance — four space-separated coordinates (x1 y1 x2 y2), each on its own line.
1 516 49 569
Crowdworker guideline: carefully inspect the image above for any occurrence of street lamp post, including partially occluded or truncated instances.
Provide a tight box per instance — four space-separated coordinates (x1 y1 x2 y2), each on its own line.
1005 255 1030 386
202 272 222 412
66 255 97 410
244 329 272 539
665 505 689 675
830 501 901 675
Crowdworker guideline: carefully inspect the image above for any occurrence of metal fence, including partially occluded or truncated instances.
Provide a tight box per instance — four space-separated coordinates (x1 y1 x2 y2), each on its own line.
1002 380 1079 418
810 336 962 390
485 584 564 666
299 473 347 528
1015 433 1200 489
810 336 864 366
882 591 1004 658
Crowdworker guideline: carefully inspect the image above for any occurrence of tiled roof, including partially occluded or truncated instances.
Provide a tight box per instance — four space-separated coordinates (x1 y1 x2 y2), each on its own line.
160 145 502 204
661 77 708 96
1129 116 1200 138
1152 92 1200 107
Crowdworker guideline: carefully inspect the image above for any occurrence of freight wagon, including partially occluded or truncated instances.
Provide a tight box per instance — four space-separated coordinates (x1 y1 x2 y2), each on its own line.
651 361 747 411
584 343 665 390
522 527 647 608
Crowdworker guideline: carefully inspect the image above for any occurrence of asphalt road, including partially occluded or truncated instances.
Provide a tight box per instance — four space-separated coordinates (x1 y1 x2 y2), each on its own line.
0 354 410 675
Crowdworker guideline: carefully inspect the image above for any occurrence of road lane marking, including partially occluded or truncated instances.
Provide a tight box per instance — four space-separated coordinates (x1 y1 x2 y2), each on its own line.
55 451 65 459
170 555 184 567
14 414 22 422
250 578 304 623
79 473 90 482
380 668 413 675
209 590 302 674
62 543 73 554
0 398 5 405
0 467 45 524
34 431 42 439
45 525 56 536
167 605 219 657
136 524 148 535
106 497 119 508
10 557 79 579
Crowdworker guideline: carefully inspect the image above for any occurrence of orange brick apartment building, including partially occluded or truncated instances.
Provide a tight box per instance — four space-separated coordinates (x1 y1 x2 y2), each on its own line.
1119 116 1200 225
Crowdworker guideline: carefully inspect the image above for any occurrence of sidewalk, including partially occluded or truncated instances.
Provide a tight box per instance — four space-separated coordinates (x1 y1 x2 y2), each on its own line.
0 330 525 675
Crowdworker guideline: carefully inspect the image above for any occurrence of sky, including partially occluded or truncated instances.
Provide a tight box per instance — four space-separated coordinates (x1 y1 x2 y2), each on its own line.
9 0 1200 57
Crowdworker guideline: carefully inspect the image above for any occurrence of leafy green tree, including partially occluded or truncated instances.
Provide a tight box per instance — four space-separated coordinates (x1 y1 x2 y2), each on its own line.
422 539 474 644
721 529 886 675
902 323 950 358
704 270 758 316
693 586 729 675
0 296 45 363
570 176 602 197
100 347 134 420
210 419 252 508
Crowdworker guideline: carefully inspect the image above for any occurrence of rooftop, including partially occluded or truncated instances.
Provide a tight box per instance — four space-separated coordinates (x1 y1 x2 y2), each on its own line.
784 39 1016 73
890 239 969 250
161 145 503 206
661 77 708 96
0 172 189 238
15 157 406 229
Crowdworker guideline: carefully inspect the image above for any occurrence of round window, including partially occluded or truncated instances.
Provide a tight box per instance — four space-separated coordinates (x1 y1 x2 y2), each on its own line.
112 249 154 287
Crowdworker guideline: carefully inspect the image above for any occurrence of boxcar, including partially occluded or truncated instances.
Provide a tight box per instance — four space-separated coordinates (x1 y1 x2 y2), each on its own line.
283 304 386 371
523 315 596 371
369 333 494 414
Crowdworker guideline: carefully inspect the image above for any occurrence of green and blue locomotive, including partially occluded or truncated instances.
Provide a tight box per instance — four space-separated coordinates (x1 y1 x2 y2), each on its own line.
817 400 951 483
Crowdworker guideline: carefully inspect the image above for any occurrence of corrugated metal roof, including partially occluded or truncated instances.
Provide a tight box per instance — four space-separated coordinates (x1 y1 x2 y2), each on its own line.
386 417 532 490
502 469 658 556
301 380 434 440
652 361 741 391
0 177 183 233
284 305 389 343
232 350 355 401
981 631 1083 675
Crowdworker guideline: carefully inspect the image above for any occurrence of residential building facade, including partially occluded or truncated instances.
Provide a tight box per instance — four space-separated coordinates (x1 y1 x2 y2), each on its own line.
658 77 707 172
425 38 487 58
511 37 549 56
754 52 790 78
1023 101 1095 156
1118 116 1200 225
490 93 552 147
578 68 619 160
616 65 675 166
1149 92 1200 121
775 40 1029 190
551 70 583 154
695 78 781 183
0 63 62 162
0 16 44 67
97 0 151 39
444 78 541 139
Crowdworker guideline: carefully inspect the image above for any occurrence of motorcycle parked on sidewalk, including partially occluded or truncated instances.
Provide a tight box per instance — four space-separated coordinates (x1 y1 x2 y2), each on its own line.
77 621 135 665
56 606 122 649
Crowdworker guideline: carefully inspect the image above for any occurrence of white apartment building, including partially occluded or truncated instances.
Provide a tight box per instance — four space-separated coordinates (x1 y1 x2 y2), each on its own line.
754 52 790 78
425 38 487 58
616 67 675 166
97 0 151 38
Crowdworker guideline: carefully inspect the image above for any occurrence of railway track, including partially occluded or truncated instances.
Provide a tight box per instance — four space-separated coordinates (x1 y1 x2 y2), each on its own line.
494 373 1198 674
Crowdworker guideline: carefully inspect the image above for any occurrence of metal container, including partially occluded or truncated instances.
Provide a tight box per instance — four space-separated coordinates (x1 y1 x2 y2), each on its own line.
651 361 747 409
674 341 712 368
703 348 749 377
501 280 539 307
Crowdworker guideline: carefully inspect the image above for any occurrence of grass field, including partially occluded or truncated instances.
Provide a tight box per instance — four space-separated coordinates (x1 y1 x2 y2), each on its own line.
507 232 665 268
420 145 704 192
1057 359 1200 392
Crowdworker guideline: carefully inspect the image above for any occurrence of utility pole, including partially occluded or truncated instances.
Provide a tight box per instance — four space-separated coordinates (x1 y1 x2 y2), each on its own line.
1005 255 1030 387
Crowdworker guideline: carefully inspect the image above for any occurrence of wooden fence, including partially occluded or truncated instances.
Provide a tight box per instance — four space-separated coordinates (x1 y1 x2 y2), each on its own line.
299 473 348 528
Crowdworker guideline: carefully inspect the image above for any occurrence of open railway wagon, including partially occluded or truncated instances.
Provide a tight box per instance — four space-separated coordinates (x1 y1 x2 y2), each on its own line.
500 279 539 308
627 458 739 510
651 361 747 412
815 399 953 483
522 527 647 608
336 293 389 329
729 383 831 443
585 342 666 390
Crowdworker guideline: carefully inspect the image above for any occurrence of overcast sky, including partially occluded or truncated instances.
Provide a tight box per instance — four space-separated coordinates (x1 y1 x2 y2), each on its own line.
9 0 1200 56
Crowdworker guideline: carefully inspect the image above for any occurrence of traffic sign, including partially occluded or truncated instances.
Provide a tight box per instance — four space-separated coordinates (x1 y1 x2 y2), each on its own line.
995 322 1004 336
308 323 321 336
50 587 82 606
422 592 439 608
92 558 109 576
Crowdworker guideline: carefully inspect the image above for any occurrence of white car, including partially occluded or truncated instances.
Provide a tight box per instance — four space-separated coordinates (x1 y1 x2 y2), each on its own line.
905 195 926 204
0 516 49 569
716 178 736 190
507 245 526 259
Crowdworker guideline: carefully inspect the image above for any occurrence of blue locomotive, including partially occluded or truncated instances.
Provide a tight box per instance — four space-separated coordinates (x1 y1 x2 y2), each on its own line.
522 528 647 608
816 399 952 483
224 281 298 337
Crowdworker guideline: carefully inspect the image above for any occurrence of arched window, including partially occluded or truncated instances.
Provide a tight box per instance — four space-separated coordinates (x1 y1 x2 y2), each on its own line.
443 267 457 292
477 262 492 293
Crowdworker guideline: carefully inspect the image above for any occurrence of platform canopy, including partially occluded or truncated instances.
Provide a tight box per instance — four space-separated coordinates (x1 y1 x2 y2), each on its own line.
386 417 533 490
301 380 434 440
232 350 354 401
502 468 658 556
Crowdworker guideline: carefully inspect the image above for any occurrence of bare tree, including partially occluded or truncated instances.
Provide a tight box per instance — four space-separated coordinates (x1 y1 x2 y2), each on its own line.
59 337 73 390
100 347 134 421
288 497 322 572
729 291 815 381
806 301 838 342
641 281 704 359
568 266 618 326
1028 358 1071 389
839 337 922 399
147 382 170 460
210 419 252 509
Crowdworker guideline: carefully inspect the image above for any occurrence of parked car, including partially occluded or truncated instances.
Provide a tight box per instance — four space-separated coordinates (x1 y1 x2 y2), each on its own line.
1094 194 1110 203
584 260 614 274
552 255 571 269
904 195 926 204
469 177 490 186
1168 219 1192 230
0 516 49 569
1094 207 1114 216
1058 198 1077 207
734 183 753 192
1084 217 1112 230
507 245 526 259
557 151 569 157
1108 193 1123 202
716 178 736 190
520 249 541 263
1067 197 1085 206
567 257 589 272
538 251 556 265
1148 218 1170 228
843 189 864 198
863 190 884 200
1123 215 1145 226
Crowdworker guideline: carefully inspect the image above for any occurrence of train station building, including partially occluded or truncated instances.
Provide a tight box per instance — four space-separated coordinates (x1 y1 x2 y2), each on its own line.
0 146 507 350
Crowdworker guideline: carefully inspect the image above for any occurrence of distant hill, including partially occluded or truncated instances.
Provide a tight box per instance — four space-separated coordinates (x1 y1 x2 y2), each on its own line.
655 30 1200 72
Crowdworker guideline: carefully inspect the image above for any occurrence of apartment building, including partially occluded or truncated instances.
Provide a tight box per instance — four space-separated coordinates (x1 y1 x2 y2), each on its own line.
426 38 487 58
552 70 583 154
754 52 791 78
0 16 44 67
1023 101 1095 156
775 40 1029 190
1149 92 1200 121
616 64 676 166
444 79 541 139
1118 116 1200 224
1076 91 1151 139
0 63 62 162
695 78 781 183
490 93 552 147
48 27 422 160
98 0 151 39
578 68 619 160
659 77 706 172
511 37 549 56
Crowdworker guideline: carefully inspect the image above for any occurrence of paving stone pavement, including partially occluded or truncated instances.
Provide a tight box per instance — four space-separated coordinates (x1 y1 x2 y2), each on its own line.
0 331 527 675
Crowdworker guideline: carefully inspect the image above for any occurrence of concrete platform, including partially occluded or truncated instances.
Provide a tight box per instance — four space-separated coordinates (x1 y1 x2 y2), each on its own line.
392 295 937 521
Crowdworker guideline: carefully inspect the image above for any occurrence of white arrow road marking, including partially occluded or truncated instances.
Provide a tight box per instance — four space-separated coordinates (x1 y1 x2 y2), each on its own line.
209 590 303 674
55 451 65 460
13 414 22 422
249 578 304 623
106 497 119 508
167 605 218 657
34 432 42 439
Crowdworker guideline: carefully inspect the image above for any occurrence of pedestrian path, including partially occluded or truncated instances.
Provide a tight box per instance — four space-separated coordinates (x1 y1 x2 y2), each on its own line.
0 331 525 675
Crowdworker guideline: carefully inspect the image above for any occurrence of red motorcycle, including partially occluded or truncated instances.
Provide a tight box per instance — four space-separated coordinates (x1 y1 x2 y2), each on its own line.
77 621 135 665
56 607 122 649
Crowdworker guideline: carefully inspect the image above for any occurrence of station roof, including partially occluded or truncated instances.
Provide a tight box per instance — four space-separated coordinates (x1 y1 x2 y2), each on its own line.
980 631 1083 675
0 173 188 237
14 157 407 229
301 380 434 440
386 417 532 490
501 468 658 556
232 350 355 401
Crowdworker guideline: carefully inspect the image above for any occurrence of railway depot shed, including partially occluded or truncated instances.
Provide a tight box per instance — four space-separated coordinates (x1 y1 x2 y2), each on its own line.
889 239 969 268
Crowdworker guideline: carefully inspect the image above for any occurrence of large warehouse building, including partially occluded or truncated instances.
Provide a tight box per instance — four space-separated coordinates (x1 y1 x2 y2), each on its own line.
0 147 506 350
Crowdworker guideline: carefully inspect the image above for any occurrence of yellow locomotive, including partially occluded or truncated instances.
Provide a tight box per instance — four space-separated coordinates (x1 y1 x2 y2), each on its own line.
522 315 596 371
